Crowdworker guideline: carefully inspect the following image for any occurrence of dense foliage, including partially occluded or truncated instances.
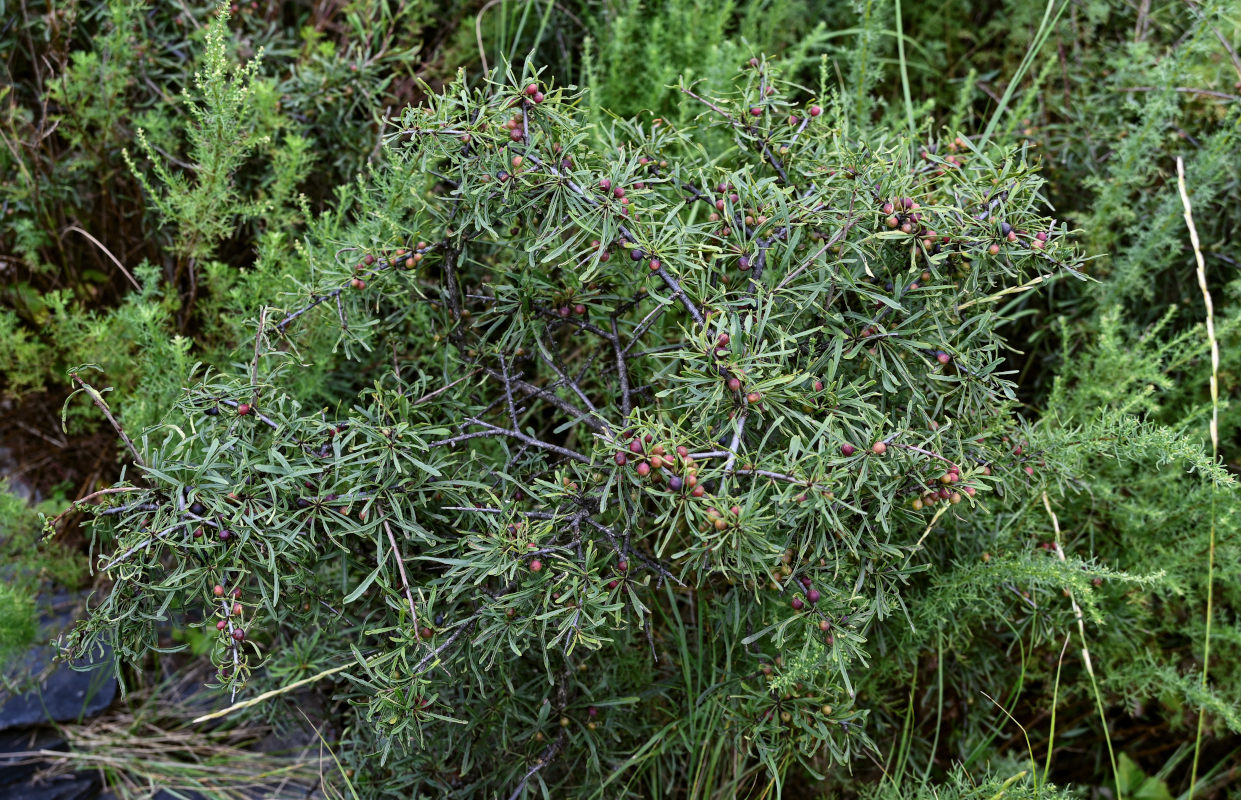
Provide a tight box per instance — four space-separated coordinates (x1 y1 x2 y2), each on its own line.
2 1 1237 798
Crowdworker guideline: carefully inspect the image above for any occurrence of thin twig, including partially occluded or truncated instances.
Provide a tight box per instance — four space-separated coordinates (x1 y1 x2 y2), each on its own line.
70 373 145 468
382 512 420 634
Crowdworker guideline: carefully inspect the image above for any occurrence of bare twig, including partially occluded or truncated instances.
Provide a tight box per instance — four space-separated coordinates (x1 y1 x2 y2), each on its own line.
70 373 145 468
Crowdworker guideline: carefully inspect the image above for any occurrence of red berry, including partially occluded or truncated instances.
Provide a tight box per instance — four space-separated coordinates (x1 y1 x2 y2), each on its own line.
236 403 251 416
807 589 821 604
629 439 644 454
615 452 628 466
813 380 824 392
791 597 804 611
636 462 651 477
936 351 951 365
750 107 762 116
613 186 625 199
649 258 661 271
691 485 705 498
420 626 433 639
617 560 628 573
871 441 887 455
232 628 245 641
809 105 822 117
213 585 225 596
216 620 227 630
840 444 855 456
525 83 538 96
533 92 544 103
574 304 586 315
599 178 611 191
530 559 543 572
727 377 742 392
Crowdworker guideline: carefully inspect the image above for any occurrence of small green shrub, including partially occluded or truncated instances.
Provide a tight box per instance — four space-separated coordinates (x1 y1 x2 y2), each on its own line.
61 44 1099 794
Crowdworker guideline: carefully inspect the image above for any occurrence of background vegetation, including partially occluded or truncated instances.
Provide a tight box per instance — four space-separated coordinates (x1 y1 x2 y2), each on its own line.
1 0 1237 797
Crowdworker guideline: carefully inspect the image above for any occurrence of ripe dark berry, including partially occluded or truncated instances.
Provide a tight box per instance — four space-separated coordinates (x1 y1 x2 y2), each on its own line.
615 452 628 466
599 178 611 191
204 405 220 416
218 529 232 542
530 559 543 572
840 444 856 456
668 475 683 491
296 497 310 508
791 597 805 611
236 403 251 416
613 186 625 199
587 705 599 717
420 626 433 639
617 559 628 573
434 614 444 626
630 248 644 261
629 438 644 454
807 589 821 604
232 628 245 641
738 256 750 271
607 579 618 589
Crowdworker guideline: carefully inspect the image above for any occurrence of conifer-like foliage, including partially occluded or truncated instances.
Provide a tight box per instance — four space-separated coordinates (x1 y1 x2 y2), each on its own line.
63 35 1093 792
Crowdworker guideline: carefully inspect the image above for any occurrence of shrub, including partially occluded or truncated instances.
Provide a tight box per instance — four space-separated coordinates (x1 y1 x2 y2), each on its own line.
61 44 1094 795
